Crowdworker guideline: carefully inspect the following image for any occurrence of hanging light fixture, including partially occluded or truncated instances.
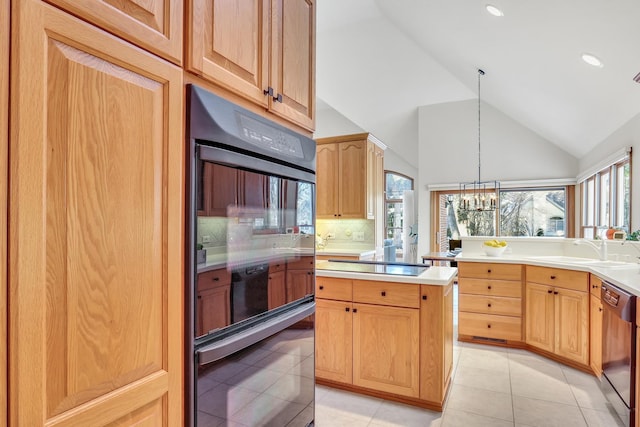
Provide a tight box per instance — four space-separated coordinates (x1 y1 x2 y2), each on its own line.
459 69 500 212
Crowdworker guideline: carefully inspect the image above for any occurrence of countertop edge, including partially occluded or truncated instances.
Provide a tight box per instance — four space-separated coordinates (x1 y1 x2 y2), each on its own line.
315 266 457 286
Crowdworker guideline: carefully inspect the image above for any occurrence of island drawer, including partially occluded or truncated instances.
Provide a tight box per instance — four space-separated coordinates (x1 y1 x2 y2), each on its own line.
458 312 522 341
352 280 419 308
316 277 353 301
526 265 588 292
459 294 522 316
458 262 522 281
287 256 315 270
269 259 286 273
197 268 231 291
458 278 522 298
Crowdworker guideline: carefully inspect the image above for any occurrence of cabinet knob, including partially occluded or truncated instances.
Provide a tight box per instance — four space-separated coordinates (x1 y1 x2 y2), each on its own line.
487 269 492 273
269 276 272 280
599 307 603 312
319 285 324 290
307 272 312 275
345 307 350 312
550 275 556 279
353 308 358 313
487 303 492 308
548 290 553 294
554 291 559 295
487 324 492 329
197 295 202 299
422 295 427 300
212 277 219 281
263 87 274 96
381 291 386 297
487 285 492 290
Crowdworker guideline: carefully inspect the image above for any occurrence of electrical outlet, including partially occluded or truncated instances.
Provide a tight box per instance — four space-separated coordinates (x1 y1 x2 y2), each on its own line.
326 232 336 239
353 231 365 241
202 235 211 243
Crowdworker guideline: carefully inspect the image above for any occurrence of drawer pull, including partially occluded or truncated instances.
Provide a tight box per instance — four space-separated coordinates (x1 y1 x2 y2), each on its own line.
422 295 427 300
269 276 272 280
487 303 492 308
550 275 556 279
548 290 552 294
212 277 219 281
487 285 492 290
345 307 350 312
487 324 492 329
554 291 559 295
487 269 492 273
381 291 386 297
319 285 324 290
353 308 358 313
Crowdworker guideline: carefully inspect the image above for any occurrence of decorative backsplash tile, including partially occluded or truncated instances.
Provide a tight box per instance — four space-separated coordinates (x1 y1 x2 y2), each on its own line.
197 216 228 248
316 219 375 247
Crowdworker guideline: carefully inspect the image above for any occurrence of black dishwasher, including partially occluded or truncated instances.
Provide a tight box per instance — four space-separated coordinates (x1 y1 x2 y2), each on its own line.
601 281 636 427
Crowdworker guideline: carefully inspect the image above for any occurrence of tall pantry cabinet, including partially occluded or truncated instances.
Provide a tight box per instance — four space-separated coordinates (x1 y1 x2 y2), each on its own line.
7 0 183 425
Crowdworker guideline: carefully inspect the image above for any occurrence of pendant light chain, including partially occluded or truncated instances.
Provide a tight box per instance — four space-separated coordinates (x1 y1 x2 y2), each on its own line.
477 69 484 183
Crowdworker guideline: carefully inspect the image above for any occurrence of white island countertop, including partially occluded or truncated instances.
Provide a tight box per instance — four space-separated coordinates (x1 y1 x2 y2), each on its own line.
315 260 457 286
456 252 640 296
315 247 377 258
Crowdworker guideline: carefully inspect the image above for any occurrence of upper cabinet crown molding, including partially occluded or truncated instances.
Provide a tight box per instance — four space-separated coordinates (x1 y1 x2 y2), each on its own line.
186 0 315 131
45 0 183 65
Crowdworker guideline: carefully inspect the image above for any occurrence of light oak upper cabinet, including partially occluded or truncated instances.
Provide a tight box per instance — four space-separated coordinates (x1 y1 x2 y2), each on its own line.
46 0 183 64
525 266 589 366
9 1 183 425
316 133 385 220
187 0 315 131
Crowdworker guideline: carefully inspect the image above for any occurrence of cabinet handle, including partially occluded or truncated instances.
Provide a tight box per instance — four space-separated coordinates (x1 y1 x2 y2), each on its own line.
353 308 358 313
599 307 602 312
307 272 312 275
487 324 491 329
487 285 492 290
319 285 324 290
487 269 492 273
212 277 219 281
422 295 427 300
550 275 556 279
197 295 202 299
554 291 559 295
548 290 553 294
269 276 272 280
487 303 492 308
263 87 274 96
274 93 283 103
592 285 598 289
381 291 386 297
345 307 350 312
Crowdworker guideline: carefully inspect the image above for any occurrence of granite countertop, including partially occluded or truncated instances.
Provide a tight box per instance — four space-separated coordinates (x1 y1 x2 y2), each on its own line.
315 260 457 286
456 252 640 295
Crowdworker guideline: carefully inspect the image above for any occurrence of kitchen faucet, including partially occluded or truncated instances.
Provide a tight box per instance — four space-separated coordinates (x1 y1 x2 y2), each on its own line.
573 239 608 261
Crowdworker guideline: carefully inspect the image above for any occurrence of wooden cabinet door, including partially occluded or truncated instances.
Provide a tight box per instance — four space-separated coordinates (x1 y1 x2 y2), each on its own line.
555 288 589 365
316 143 340 218
339 140 366 219
315 299 353 383
353 304 420 397
239 170 267 209
525 283 555 353
270 0 315 130
187 0 270 107
205 163 238 216
197 285 231 336
285 269 313 302
268 270 286 309
590 294 603 376
9 2 183 425
47 0 183 64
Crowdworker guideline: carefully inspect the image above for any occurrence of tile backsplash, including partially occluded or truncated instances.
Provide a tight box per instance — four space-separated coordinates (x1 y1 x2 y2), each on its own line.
316 219 374 248
197 216 228 248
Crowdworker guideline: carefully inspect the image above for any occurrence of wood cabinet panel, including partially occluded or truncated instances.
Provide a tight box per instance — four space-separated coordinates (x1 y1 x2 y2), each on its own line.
590 274 603 298
268 270 286 310
197 268 232 292
458 262 523 281
197 285 231 336
269 0 315 130
0 0 7 420
526 265 589 292
458 312 522 341
47 0 183 64
590 294 603 376
457 278 522 298
555 288 589 365
458 294 522 316
352 280 420 308
8 2 183 424
316 143 340 218
202 162 238 216
287 256 315 270
316 277 353 301
338 141 367 218
352 303 420 398
315 299 352 383
525 283 555 353
285 268 314 302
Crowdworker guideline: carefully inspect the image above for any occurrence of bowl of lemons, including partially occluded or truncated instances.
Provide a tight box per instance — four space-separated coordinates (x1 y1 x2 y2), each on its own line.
483 239 508 257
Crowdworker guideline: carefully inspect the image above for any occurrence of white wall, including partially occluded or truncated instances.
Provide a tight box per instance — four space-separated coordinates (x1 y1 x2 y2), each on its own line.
313 105 364 139
579 113 640 231
417 99 579 257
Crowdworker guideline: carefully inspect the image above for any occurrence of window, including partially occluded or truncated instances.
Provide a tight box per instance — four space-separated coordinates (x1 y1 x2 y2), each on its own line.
436 186 569 250
385 171 414 252
580 156 631 238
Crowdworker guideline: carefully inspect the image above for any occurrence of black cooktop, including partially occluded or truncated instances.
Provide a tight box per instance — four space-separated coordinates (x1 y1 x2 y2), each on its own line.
316 260 429 277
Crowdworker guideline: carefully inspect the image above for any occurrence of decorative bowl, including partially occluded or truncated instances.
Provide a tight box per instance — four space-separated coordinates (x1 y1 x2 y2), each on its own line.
483 244 507 257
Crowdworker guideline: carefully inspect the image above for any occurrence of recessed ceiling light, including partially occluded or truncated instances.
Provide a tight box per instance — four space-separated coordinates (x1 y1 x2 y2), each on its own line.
582 53 603 68
485 4 504 17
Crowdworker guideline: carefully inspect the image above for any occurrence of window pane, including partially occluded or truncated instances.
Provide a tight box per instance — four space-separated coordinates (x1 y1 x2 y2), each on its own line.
586 178 595 226
386 173 413 199
442 194 496 237
599 170 610 227
617 162 630 230
499 189 565 237
385 172 414 252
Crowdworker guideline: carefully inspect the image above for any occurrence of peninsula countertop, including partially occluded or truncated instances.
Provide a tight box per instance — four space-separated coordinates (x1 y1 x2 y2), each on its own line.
315 260 457 286
456 252 640 295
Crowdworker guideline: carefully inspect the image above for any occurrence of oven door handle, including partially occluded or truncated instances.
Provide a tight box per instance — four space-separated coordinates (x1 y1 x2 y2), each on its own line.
196 302 315 366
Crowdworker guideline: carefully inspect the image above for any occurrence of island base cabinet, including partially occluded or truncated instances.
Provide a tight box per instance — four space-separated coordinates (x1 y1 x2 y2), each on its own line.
352 303 420 398
315 299 353 384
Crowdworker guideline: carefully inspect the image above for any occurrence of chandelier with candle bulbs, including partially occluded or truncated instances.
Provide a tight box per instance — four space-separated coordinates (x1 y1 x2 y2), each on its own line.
459 69 500 212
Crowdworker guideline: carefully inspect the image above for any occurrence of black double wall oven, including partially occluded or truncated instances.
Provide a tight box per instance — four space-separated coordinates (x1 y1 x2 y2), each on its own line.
186 85 316 427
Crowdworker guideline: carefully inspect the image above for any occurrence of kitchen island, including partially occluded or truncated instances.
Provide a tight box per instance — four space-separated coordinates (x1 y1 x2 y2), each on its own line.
314 261 457 411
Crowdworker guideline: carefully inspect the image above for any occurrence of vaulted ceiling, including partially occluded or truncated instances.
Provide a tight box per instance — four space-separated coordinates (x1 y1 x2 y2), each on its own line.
316 0 640 167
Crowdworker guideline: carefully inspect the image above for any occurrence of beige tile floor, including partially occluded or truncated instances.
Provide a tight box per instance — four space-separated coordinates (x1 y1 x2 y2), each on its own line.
315 285 625 427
